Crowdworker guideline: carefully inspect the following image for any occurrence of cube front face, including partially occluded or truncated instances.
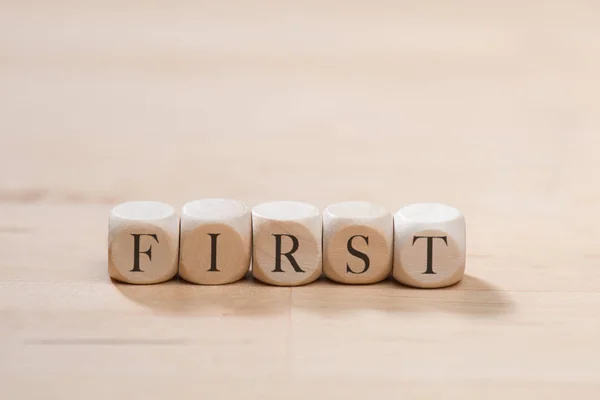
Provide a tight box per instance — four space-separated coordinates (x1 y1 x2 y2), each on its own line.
108 202 179 285
324 225 392 284
323 202 393 284
180 224 250 284
252 201 322 286
393 203 466 288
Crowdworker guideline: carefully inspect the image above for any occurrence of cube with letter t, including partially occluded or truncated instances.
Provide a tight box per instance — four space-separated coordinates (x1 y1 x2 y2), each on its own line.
251 201 322 286
108 201 179 284
393 202 466 288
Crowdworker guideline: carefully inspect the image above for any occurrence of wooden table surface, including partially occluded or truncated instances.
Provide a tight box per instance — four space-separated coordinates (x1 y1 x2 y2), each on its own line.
1 1 599 398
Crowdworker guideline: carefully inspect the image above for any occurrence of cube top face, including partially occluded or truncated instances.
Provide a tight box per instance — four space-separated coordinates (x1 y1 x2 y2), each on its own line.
108 201 179 285
323 201 393 284
251 201 320 221
111 201 176 222
179 199 251 285
324 201 388 220
181 198 248 221
252 201 322 286
394 202 463 225
393 203 466 288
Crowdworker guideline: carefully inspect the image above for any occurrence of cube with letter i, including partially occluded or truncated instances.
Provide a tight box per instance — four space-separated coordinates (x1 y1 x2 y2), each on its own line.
179 199 251 285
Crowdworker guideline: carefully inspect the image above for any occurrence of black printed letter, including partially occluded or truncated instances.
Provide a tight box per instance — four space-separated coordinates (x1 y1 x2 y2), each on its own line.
207 233 220 272
346 235 370 274
130 233 159 272
412 235 448 274
272 234 304 273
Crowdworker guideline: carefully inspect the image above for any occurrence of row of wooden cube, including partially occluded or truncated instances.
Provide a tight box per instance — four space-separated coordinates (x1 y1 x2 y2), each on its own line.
108 199 466 288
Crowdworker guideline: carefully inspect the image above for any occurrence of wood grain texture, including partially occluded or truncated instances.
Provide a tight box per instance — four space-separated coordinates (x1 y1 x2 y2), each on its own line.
1 0 599 398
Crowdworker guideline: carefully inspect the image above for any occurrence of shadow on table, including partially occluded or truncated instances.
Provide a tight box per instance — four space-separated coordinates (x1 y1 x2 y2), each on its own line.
433 274 517 316
289 274 515 317
113 270 515 317
112 271 290 316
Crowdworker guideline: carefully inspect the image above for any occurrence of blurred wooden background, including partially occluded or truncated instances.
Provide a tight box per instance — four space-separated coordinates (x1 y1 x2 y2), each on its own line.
1 1 599 398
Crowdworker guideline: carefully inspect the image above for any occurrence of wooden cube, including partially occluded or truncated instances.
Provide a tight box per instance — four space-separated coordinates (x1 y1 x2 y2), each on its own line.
392 202 466 288
108 201 179 284
323 201 392 284
252 201 322 286
179 198 251 285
